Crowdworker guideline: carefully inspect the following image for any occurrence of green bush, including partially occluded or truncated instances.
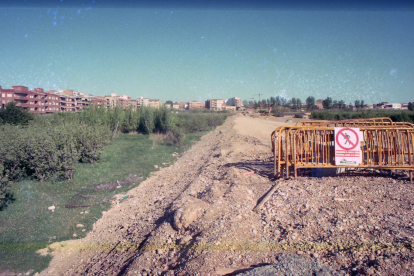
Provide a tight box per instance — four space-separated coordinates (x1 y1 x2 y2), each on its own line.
75 124 112 163
311 110 414 123
174 112 230 133
0 102 34 125
24 127 58 182
0 125 27 180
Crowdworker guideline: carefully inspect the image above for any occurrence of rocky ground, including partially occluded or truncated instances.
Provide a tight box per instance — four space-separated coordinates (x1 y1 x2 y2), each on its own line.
37 114 413 276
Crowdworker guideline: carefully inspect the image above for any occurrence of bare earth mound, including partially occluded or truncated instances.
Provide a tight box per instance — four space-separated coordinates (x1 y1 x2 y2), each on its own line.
39 114 414 276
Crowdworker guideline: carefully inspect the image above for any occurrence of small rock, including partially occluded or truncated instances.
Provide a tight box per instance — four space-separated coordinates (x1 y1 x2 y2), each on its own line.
179 235 192 244
366 267 375 275
369 254 375 261
84 211 89 214
311 253 319 258
76 224 84 228
402 263 409 270
154 165 159 169
72 233 77 238
48 206 55 212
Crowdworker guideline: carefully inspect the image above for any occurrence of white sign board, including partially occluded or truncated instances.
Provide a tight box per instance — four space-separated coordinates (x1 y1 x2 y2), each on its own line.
334 127 363 166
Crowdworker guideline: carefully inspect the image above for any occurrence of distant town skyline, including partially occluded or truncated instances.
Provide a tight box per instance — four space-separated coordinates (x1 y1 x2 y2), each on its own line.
1 3 413 104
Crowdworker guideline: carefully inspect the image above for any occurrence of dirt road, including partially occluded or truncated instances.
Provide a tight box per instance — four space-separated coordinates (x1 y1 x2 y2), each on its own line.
39 114 414 276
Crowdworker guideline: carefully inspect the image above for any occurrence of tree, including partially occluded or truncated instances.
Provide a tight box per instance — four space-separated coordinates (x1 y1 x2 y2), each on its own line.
139 106 155 134
270 97 276 108
275 96 282 107
409 102 414 111
338 100 346 110
322 97 332 109
297 98 302 110
354 100 361 109
0 101 34 125
306 96 315 111
291 98 297 110
332 100 338 109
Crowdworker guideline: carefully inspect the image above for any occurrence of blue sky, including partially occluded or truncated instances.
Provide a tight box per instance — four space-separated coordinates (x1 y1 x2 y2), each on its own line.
1 1 413 104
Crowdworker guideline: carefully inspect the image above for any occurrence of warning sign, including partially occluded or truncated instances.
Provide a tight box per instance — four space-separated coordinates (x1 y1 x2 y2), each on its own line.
335 128 363 165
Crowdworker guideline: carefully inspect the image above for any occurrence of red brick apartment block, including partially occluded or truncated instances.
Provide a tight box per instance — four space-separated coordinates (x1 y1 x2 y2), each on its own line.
0 85 94 114
0 85 60 114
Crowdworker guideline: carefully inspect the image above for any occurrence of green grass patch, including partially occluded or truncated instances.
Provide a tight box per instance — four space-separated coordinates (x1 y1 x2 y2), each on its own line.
0 132 203 275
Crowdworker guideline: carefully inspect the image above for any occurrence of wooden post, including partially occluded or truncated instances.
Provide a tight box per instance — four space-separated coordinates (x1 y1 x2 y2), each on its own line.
253 180 282 213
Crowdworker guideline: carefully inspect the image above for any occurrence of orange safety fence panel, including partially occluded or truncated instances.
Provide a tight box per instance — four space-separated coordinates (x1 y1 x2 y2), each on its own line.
271 119 414 181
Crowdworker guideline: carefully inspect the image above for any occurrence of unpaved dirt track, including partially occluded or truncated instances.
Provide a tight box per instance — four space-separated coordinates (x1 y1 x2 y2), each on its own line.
39 114 414 276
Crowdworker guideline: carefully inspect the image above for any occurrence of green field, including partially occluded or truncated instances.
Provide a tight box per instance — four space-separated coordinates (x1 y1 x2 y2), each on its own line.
0 132 203 275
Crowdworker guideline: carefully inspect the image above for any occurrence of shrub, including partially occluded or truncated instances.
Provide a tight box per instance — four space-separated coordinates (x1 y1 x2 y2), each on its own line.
0 125 27 180
53 126 80 181
163 127 185 146
75 124 112 163
24 127 58 182
0 101 34 125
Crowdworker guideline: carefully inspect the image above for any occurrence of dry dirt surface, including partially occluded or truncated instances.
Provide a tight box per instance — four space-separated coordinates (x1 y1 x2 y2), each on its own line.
39 114 414 276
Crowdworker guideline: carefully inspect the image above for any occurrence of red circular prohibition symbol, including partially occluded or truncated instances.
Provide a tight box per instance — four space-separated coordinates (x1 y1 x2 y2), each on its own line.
336 128 359 150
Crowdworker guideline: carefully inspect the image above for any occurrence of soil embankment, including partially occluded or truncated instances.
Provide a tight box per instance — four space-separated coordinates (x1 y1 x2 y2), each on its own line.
39 114 414 276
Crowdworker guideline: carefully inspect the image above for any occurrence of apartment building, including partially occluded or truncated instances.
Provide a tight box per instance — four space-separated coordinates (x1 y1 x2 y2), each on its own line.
179 102 188 109
315 99 324 109
91 96 108 108
172 103 180 109
53 89 91 112
136 97 149 108
148 99 163 109
131 99 138 109
188 101 205 109
0 85 60 113
226 97 242 109
118 95 132 109
205 99 224 111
